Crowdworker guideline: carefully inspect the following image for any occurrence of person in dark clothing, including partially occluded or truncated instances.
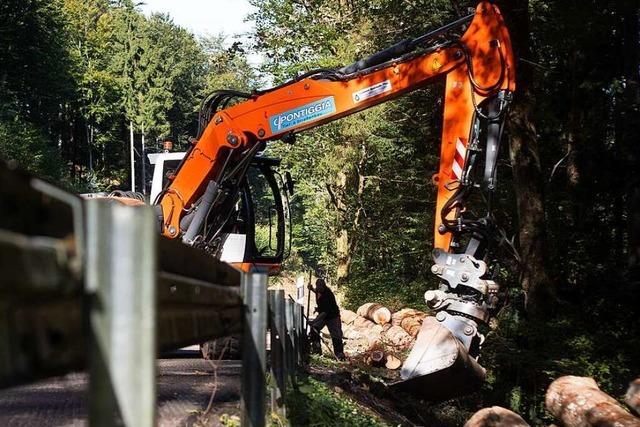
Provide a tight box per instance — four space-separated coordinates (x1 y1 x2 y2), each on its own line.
308 278 345 360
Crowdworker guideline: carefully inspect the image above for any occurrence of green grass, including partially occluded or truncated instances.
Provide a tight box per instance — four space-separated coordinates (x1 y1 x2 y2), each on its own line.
281 376 389 427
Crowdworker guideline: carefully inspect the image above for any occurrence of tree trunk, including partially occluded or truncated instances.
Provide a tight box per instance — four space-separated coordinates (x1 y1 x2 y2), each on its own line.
619 5 640 273
501 0 556 315
329 142 367 285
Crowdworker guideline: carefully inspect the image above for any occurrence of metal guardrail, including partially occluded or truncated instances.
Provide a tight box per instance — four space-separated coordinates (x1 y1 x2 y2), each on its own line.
0 163 309 427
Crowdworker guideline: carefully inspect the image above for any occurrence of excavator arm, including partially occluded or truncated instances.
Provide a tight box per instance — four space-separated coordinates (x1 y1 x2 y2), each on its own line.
157 2 515 399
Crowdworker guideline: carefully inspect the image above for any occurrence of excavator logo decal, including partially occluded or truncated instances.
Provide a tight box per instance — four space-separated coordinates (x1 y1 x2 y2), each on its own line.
269 96 336 133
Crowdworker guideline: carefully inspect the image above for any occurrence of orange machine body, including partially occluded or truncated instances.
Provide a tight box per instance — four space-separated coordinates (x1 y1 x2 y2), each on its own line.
159 2 515 267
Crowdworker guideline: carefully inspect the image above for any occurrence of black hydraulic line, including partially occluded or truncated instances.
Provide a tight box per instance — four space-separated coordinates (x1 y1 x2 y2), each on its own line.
252 68 343 96
338 38 414 74
182 180 219 244
255 13 474 94
339 13 474 75
410 13 473 48
484 96 505 191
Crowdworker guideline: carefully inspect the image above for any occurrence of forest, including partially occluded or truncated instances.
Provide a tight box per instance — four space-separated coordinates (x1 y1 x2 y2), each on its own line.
1 0 639 425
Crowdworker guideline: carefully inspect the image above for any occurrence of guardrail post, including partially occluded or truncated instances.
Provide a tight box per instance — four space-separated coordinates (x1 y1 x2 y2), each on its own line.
268 289 287 417
241 273 267 427
292 301 300 367
297 303 305 366
275 289 287 396
86 201 157 427
285 299 295 383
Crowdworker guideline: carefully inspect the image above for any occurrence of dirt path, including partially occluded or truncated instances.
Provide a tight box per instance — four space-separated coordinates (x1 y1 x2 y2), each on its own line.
308 361 475 427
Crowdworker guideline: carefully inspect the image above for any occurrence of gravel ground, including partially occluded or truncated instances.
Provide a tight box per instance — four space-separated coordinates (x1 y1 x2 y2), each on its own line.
0 350 241 427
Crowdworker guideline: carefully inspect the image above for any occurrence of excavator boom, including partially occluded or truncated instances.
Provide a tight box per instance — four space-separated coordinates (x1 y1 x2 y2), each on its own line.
157 2 515 400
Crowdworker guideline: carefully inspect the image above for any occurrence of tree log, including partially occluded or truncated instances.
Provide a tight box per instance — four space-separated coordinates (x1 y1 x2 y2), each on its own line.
400 314 426 338
357 303 392 325
340 309 358 325
382 325 413 349
385 354 402 370
352 315 376 330
545 376 640 427
342 326 363 340
365 325 383 348
627 379 640 415
391 308 424 326
464 406 530 427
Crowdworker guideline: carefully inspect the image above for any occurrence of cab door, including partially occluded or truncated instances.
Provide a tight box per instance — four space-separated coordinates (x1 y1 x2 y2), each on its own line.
218 156 290 274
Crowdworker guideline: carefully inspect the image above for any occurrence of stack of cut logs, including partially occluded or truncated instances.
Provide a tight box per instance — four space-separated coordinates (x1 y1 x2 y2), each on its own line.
464 376 640 427
339 303 428 370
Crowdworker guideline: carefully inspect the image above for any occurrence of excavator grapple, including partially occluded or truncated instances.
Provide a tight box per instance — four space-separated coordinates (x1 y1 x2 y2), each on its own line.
394 317 485 400
392 249 501 400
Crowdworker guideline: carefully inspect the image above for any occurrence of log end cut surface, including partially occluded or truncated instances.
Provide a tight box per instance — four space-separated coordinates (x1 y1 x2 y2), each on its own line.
464 406 530 427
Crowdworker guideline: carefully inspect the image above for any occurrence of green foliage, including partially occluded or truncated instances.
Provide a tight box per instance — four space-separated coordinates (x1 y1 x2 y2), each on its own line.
0 117 63 181
0 0 254 189
284 376 388 427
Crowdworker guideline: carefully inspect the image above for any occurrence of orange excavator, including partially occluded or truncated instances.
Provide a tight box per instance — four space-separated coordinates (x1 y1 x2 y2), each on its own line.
154 2 515 399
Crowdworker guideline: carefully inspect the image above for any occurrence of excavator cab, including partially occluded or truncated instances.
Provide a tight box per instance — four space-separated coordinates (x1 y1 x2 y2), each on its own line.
151 152 292 275
216 156 292 274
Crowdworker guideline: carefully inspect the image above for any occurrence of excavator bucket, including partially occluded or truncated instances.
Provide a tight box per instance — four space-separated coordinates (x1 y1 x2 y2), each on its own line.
391 317 485 401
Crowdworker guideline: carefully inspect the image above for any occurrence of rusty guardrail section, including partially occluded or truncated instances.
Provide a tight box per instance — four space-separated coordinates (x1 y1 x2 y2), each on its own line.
0 163 309 427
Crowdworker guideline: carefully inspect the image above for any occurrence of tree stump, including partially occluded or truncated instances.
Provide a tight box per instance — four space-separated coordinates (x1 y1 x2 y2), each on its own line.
369 350 386 366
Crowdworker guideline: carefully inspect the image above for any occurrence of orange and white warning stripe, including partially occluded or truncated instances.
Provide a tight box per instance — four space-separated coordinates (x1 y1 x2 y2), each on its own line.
452 137 467 180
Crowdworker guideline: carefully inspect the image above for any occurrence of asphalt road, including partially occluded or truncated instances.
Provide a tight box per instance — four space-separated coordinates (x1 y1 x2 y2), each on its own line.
0 350 242 427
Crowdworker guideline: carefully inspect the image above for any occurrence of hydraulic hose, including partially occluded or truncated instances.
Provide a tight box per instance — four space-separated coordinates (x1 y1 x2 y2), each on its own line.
182 180 218 244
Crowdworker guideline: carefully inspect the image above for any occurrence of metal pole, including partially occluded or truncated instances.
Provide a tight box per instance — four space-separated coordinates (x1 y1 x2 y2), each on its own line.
86 200 157 427
297 303 306 366
285 299 295 383
241 273 267 427
295 276 304 367
141 122 146 196
129 121 135 192
292 299 300 366
268 291 283 417
295 275 305 304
